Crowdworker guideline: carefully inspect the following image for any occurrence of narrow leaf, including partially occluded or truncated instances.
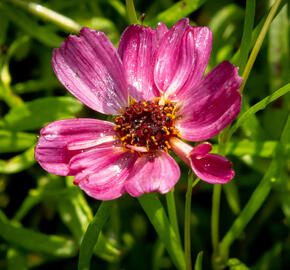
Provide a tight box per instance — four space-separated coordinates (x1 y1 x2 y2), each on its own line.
237 0 256 73
0 146 35 174
0 2 63 47
78 201 113 270
0 130 36 153
194 251 204 270
7 248 28 270
212 140 280 158
126 0 138 24
0 210 77 257
228 258 250 270
138 194 186 270
220 114 289 256
147 0 206 27
229 83 290 138
3 97 82 131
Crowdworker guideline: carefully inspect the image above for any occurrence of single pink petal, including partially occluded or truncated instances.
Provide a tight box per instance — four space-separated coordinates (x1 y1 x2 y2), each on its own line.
170 138 234 184
125 151 180 197
156 22 168 42
176 61 242 141
52 27 128 115
35 118 118 176
154 18 212 98
70 148 137 200
118 24 166 101
189 151 234 184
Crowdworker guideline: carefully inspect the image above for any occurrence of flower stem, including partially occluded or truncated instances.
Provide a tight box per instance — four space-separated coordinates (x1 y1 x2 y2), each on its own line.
8 0 81 33
166 189 182 247
211 184 222 261
184 172 199 270
239 0 283 93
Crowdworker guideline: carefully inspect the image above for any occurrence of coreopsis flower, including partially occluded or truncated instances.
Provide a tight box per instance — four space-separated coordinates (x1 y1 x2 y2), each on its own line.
35 18 242 200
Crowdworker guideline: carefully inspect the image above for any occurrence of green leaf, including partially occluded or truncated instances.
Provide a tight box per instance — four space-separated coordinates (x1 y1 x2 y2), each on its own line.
138 194 186 270
0 146 35 174
209 4 244 67
238 97 267 140
268 3 289 92
12 78 60 94
224 182 240 215
220 114 290 256
231 0 287 66
236 0 255 74
7 248 28 270
0 130 36 153
147 0 206 27
3 97 82 131
0 2 63 47
228 83 290 139
251 242 283 270
0 210 77 257
9 0 81 33
227 258 250 270
126 0 138 24
194 251 204 270
78 201 113 270
57 179 121 262
212 140 280 158
152 239 165 270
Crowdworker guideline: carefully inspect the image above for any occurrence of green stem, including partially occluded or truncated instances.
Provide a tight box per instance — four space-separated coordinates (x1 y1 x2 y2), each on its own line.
125 0 138 24
8 0 81 33
184 173 199 270
138 194 186 270
211 184 222 265
78 201 112 270
239 0 283 93
166 189 181 247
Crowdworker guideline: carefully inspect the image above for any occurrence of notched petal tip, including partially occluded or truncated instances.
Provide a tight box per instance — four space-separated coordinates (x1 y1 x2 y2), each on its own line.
170 138 234 184
189 149 235 184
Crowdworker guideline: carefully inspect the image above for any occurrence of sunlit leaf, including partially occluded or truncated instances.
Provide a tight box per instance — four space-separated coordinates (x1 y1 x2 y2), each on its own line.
3 97 82 131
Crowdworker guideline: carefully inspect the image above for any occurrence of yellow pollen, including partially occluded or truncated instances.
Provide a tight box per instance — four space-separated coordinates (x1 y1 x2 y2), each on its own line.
113 98 180 153
163 126 170 135
165 141 171 149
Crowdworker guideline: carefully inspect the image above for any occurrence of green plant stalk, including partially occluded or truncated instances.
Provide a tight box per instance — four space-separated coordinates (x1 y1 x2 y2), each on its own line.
211 184 222 261
237 0 256 74
166 189 182 247
185 173 193 270
211 1 283 266
126 0 138 24
8 0 81 33
239 0 283 93
78 201 113 270
185 173 200 270
138 194 186 270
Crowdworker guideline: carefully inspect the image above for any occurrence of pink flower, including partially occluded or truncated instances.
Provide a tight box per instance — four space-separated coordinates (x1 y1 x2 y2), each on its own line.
35 18 242 200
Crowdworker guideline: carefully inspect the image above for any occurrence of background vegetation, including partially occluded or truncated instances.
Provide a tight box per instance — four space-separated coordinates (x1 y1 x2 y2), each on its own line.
0 0 289 269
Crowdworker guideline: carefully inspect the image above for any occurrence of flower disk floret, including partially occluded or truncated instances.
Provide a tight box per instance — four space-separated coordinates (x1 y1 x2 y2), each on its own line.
35 18 242 200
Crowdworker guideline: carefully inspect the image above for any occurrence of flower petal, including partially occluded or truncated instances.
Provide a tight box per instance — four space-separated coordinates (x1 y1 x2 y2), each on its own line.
52 27 128 115
70 148 137 200
176 61 242 141
125 151 180 197
118 23 167 101
35 118 117 176
189 144 234 184
154 18 212 98
170 138 234 184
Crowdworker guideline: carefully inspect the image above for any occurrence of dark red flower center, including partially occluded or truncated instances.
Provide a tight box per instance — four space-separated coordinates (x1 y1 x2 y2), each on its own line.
114 98 180 152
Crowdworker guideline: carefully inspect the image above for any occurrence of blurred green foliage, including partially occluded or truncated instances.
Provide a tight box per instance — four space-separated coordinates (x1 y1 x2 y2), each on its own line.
0 0 289 269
